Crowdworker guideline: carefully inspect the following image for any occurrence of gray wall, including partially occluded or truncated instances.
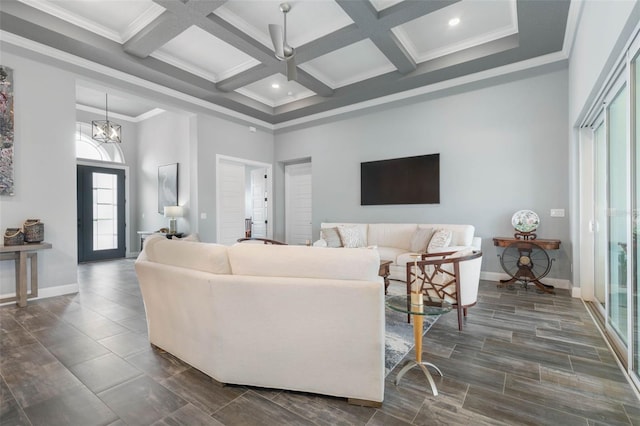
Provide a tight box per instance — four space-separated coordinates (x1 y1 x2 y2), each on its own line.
135 110 192 246
0 51 79 297
195 114 274 243
274 68 571 280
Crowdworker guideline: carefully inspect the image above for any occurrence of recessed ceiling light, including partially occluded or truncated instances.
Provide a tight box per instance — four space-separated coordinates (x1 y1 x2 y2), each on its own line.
271 83 280 89
448 17 460 27
287 91 293 96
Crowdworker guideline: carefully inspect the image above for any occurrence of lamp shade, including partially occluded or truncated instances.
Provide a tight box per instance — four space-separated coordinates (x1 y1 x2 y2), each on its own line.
164 206 184 218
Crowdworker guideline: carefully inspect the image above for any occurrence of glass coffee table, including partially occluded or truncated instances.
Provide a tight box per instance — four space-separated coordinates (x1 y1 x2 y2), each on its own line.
385 294 452 396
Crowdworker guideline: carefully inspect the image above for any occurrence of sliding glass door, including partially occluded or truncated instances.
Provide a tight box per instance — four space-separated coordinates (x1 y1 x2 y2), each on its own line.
608 83 629 346
588 32 640 388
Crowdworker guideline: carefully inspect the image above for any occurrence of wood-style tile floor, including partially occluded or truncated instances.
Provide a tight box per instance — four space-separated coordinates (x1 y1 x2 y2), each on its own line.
1 258 639 425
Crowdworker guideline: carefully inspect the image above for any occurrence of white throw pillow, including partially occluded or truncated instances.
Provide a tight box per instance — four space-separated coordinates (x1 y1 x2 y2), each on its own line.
338 225 362 248
410 228 434 253
427 228 452 253
321 227 343 248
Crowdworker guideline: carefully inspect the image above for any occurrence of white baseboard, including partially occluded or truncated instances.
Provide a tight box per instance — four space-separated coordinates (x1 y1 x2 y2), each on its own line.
0 283 79 306
571 286 581 298
480 271 574 293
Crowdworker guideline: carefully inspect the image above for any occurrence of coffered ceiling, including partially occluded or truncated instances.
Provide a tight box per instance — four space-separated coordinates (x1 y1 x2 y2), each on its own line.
0 0 572 126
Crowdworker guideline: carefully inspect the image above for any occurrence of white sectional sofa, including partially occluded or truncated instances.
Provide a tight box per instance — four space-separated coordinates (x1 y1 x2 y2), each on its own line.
314 223 481 281
135 235 386 405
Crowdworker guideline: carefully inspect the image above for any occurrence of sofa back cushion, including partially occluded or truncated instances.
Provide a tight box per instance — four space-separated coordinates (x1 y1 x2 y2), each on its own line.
418 224 475 247
368 224 417 250
321 223 368 246
144 236 231 274
228 244 380 281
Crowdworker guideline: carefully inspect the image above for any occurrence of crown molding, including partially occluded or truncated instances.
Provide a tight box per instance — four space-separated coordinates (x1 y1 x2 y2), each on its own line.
274 50 568 131
0 30 275 130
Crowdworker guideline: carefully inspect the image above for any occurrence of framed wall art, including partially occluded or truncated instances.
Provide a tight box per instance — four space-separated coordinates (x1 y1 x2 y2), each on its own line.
0 66 14 196
158 163 178 214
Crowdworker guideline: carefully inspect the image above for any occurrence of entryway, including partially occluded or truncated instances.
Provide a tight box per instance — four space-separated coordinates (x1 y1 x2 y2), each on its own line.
216 155 273 245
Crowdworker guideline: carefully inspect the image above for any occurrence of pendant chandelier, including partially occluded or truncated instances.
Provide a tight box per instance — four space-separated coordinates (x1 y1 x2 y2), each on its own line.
92 93 121 144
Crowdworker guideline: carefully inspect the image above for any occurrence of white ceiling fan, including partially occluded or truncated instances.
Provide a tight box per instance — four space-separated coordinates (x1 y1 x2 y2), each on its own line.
268 2 297 81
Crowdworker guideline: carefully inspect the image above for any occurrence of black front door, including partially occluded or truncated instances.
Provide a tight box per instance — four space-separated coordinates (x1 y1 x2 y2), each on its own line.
77 165 126 262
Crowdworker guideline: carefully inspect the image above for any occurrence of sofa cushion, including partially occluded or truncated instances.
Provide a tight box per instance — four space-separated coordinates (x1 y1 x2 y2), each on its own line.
144 237 231 274
376 246 408 264
368 224 417 250
321 227 343 248
427 245 468 254
337 225 364 248
410 228 434 253
420 224 475 247
396 252 422 268
228 244 380 281
427 228 452 253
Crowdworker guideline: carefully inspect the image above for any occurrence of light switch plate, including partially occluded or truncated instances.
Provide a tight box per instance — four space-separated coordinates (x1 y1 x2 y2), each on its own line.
200 213 207 219
550 209 565 217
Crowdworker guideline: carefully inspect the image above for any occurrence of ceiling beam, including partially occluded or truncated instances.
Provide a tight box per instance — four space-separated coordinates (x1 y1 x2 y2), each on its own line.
123 11 188 58
377 0 461 28
155 0 333 96
336 0 416 74
125 0 228 58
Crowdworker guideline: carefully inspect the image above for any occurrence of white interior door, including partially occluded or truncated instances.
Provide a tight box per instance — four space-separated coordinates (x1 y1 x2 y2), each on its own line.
251 168 268 238
285 162 312 245
218 160 245 245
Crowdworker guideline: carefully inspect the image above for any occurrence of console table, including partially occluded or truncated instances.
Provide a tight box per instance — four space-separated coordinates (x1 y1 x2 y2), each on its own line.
0 242 52 307
137 231 184 250
493 237 560 294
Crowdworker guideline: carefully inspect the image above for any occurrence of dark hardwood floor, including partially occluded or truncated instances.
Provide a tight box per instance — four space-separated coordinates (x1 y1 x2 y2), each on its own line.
1 258 639 425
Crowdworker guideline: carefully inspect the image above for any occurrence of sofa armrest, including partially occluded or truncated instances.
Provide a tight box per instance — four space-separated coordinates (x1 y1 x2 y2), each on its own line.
471 236 482 251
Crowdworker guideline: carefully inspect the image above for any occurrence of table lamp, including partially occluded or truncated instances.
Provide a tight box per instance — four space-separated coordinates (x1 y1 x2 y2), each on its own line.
163 206 184 234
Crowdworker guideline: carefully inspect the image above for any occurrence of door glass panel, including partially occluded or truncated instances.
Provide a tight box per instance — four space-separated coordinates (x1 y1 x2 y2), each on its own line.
594 121 607 307
608 84 628 344
92 172 118 251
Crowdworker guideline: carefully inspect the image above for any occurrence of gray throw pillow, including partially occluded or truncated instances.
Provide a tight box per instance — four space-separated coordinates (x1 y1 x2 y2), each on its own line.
321 227 343 248
410 228 434 253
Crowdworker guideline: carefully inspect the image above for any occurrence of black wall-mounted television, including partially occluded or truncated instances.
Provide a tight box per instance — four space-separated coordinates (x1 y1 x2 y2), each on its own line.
361 154 440 205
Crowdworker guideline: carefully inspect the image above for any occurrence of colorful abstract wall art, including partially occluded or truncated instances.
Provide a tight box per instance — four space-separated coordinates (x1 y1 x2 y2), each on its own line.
0 66 14 196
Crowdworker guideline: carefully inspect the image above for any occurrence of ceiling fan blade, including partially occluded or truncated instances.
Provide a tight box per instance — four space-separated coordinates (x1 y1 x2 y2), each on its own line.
286 57 297 81
268 24 285 59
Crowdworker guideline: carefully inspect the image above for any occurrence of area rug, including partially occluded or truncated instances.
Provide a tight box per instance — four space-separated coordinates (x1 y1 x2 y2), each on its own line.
385 308 439 376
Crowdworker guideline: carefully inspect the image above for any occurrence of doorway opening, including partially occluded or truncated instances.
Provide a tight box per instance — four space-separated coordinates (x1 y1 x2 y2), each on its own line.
216 155 273 245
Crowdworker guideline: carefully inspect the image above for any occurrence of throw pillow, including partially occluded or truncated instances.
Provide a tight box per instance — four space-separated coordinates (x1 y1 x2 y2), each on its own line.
427 228 453 253
321 227 343 248
337 225 362 248
410 228 434 253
